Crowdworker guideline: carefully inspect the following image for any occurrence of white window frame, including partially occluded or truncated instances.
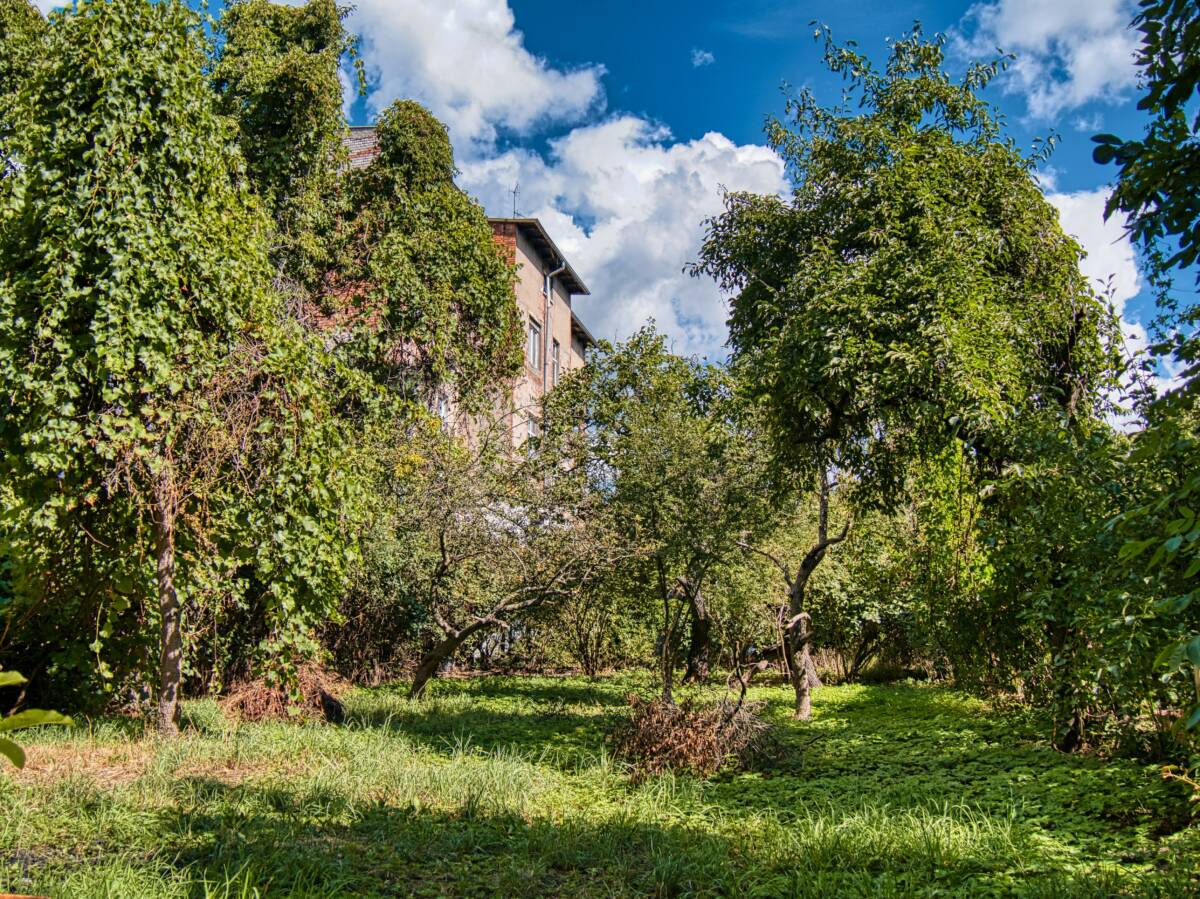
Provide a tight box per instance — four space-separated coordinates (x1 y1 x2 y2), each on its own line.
551 338 561 385
525 415 540 454
527 317 541 369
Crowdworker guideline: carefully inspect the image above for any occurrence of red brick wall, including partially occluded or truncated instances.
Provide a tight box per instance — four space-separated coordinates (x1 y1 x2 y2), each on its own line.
490 222 518 264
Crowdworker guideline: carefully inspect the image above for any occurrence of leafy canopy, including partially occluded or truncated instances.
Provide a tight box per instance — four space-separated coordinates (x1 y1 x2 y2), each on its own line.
695 27 1117 507
0 0 367 692
334 100 522 406
213 0 358 288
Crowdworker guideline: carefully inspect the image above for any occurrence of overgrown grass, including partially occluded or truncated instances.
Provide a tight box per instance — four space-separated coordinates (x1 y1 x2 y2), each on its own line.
2 674 1196 896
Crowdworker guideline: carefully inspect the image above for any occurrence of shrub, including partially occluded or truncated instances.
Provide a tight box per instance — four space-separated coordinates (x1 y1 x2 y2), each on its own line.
220 663 348 723
608 693 774 781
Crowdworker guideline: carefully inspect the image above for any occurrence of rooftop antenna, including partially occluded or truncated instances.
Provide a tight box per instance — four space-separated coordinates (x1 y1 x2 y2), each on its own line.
511 181 520 217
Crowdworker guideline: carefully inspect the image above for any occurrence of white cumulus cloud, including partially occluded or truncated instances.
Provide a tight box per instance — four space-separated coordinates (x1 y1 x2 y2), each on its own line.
1047 187 1140 316
347 0 606 148
955 0 1139 118
1046 187 1185 407
339 0 787 359
691 48 715 68
459 117 787 358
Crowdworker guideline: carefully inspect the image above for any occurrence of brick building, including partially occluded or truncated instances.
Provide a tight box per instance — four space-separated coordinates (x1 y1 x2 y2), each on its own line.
344 127 595 444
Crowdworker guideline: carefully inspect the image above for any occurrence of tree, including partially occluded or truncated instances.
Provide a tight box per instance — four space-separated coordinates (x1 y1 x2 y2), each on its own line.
738 475 848 717
695 27 1118 719
330 99 523 409
0 0 364 732
376 420 616 699
213 0 359 290
1094 0 1200 730
543 327 782 700
1094 0 1200 295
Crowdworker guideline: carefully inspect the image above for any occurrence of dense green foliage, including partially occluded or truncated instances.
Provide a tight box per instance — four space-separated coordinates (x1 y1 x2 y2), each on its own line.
543 327 785 694
333 99 522 405
2 677 1197 896
1093 0 1200 734
213 0 356 288
0 0 366 730
1094 0 1200 284
0 0 42 149
696 29 1116 506
689 27 1200 755
0 0 524 726
0 1 1197 878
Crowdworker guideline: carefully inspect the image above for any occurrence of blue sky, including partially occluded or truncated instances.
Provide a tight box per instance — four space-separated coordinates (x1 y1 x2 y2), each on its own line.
36 0 1158 369
333 0 1156 367
502 0 1140 196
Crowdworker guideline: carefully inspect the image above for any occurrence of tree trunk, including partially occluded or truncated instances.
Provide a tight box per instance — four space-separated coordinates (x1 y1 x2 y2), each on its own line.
660 615 675 705
783 473 841 719
788 612 822 719
658 561 676 705
153 486 182 736
409 632 469 699
682 586 712 684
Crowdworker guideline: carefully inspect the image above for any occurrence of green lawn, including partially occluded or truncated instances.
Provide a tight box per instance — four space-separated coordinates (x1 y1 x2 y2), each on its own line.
1 675 1196 897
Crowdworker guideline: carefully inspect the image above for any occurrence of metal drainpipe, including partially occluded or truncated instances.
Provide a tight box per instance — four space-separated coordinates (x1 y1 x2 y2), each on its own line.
543 260 567 394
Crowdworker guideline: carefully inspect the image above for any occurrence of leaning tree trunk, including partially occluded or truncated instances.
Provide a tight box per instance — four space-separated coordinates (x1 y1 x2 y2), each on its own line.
682 586 712 684
409 631 469 700
153 480 182 736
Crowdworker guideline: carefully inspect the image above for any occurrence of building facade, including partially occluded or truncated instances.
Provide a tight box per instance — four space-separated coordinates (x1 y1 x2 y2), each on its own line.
489 217 593 443
344 128 594 445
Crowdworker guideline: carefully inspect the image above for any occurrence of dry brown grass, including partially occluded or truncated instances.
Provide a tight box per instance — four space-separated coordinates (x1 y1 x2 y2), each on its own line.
608 693 775 782
10 741 153 788
220 663 348 723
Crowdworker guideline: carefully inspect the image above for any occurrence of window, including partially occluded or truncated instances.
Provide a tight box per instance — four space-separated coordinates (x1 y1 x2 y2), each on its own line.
527 317 541 369
433 392 450 424
551 339 561 385
525 415 540 454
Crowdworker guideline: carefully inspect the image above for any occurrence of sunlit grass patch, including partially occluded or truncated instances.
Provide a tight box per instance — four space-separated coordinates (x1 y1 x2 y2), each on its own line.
2 678 1197 897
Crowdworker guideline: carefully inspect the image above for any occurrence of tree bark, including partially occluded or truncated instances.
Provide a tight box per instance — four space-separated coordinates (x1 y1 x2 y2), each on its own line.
409 631 469 699
657 560 677 705
782 474 843 719
682 585 712 684
788 612 822 719
153 481 182 736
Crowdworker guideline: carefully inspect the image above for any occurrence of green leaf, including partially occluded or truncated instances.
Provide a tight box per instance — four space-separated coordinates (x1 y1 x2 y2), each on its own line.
1119 539 1155 561
0 736 25 769
0 671 28 688
1186 636 1200 668
1188 706 1200 731
0 709 73 733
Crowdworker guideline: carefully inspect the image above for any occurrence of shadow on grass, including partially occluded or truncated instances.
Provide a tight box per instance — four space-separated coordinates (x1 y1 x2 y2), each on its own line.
345 700 616 764
28 775 1186 899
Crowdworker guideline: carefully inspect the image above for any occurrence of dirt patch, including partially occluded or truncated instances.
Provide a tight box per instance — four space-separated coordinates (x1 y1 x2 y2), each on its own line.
9 741 153 788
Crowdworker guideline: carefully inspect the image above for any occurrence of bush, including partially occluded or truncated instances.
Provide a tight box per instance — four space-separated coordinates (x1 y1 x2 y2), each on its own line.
220 664 348 723
608 693 774 781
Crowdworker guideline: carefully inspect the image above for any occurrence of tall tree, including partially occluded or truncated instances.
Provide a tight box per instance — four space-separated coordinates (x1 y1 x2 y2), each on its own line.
213 0 358 290
0 0 364 732
695 27 1118 717
1094 0 1200 730
330 99 523 409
